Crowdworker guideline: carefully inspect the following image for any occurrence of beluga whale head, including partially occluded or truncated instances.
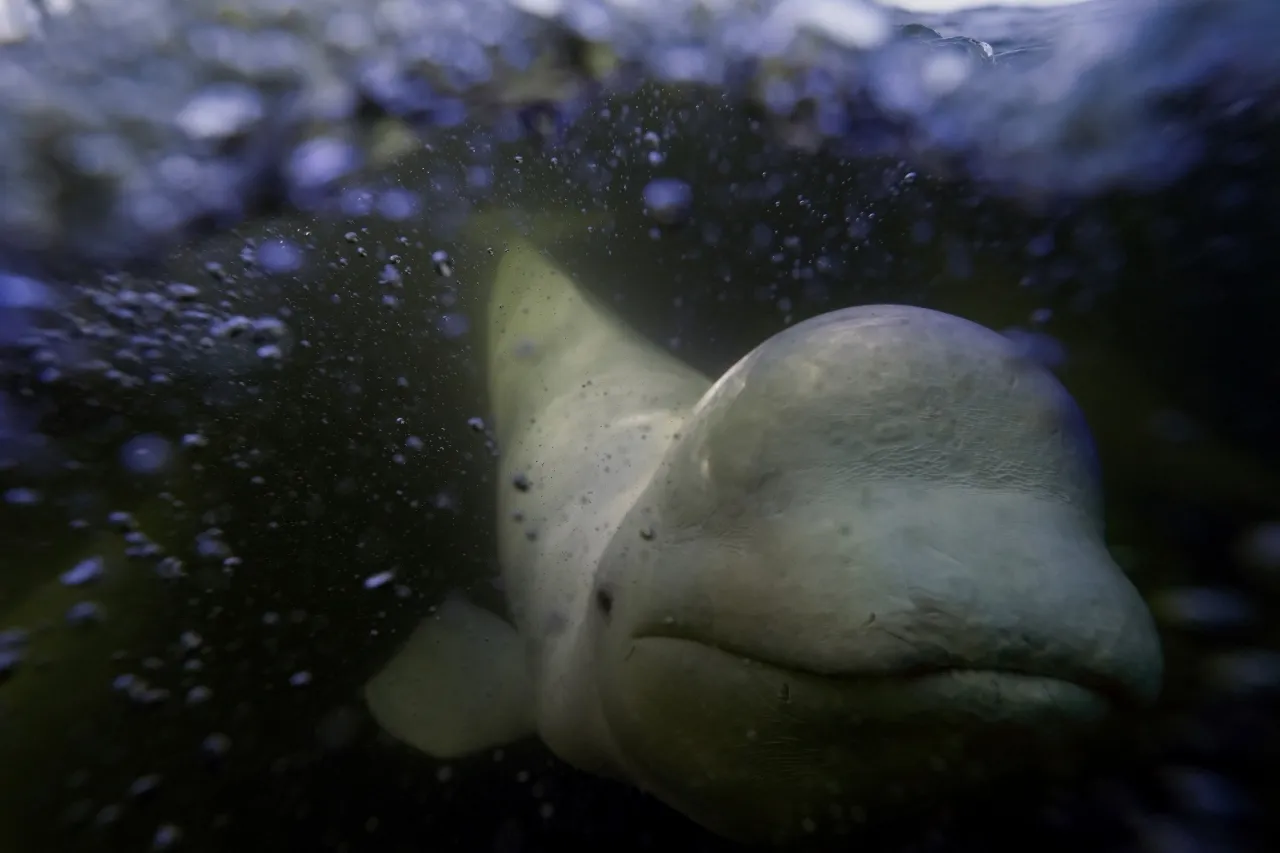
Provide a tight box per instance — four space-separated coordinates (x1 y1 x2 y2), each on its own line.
585 305 1161 841
364 233 1162 846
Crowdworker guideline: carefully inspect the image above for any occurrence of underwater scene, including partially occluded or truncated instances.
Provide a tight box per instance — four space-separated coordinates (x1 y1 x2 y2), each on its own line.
0 0 1277 851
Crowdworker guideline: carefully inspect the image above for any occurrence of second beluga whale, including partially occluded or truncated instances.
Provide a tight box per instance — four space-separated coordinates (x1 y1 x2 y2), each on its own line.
365 216 1163 844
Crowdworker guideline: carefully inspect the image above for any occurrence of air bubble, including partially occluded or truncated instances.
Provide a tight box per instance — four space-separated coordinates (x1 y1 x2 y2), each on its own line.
287 137 360 196
66 601 105 625
61 556 105 587
4 487 40 505
176 84 264 142
642 178 694 225
432 250 455 277
165 282 200 301
129 774 163 798
256 239 304 274
201 733 232 758
152 824 183 851
364 571 395 590
120 435 173 475
438 313 470 339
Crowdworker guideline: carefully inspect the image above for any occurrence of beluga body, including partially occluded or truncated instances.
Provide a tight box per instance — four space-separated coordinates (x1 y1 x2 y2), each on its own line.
365 219 1162 844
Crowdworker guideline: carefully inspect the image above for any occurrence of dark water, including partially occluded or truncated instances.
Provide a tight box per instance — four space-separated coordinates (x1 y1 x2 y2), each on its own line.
1 2 1279 852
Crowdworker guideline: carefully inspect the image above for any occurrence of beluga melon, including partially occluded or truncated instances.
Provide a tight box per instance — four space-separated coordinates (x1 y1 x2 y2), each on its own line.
365 213 1163 845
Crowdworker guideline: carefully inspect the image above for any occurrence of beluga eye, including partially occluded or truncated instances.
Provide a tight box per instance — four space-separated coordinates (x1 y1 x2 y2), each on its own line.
595 588 614 617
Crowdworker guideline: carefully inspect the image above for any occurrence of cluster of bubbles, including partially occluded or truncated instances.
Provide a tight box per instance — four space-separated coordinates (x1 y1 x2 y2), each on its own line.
0 0 1273 275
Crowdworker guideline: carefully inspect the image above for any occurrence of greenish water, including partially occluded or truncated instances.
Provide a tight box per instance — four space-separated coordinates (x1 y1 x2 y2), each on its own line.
1 2 1279 852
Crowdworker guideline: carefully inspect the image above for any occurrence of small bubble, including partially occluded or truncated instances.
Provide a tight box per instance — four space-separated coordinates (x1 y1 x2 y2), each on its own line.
290 671 312 687
0 273 55 309
512 472 532 492
467 417 486 432
106 511 138 531
201 733 232 758
642 178 694 225
166 283 200 301
432 250 454 277
66 601 105 625
61 556 105 587
154 557 186 580
378 189 419 221
129 774 163 798
288 137 359 194
256 239 304 274
209 316 252 339
95 804 122 826
4 487 39 505
176 84 263 141
257 344 284 361
151 823 183 850
120 435 172 475
185 686 212 705
438 313 470 339
364 571 395 590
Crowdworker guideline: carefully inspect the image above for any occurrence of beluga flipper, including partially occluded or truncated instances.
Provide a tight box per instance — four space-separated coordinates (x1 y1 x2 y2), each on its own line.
366 216 1163 844
367 220 707 771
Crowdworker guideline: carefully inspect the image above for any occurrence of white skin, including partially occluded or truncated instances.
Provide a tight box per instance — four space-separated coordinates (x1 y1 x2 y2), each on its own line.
365 229 1162 844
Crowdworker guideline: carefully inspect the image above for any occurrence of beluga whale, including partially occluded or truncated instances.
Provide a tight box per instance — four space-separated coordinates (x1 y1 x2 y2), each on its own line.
364 213 1164 845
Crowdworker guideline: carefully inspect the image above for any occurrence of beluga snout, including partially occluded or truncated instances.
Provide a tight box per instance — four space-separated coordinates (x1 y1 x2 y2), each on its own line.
590 304 1161 841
